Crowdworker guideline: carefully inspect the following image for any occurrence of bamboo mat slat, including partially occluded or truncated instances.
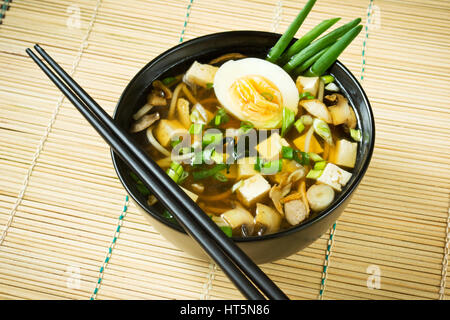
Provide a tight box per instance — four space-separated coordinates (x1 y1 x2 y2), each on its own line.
0 0 449 300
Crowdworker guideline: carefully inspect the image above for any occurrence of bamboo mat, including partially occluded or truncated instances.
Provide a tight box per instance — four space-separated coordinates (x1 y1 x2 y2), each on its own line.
0 0 449 300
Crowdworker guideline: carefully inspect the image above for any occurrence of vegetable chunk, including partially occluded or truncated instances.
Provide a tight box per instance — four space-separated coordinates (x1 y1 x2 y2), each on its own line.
184 61 219 88
329 139 357 168
317 163 352 191
256 132 290 161
155 119 188 147
293 132 324 154
296 76 319 97
300 99 332 123
237 157 260 179
237 174 271 207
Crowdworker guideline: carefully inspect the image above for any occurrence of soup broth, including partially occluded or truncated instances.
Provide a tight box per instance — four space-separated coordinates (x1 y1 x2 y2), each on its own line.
130 54 360 238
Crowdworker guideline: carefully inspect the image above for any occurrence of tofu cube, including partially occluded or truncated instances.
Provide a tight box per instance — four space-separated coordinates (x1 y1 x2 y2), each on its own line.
155 119 188 147
317 163 352 191
184 61 218 88
296 76 319 97
330 139 357 168
256 132 289 161
237 174 271 207
180 186 198 202
190 103 214 124
237 157 259 179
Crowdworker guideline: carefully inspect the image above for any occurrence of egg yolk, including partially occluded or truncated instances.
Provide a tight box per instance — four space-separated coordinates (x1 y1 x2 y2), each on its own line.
229 75 283 121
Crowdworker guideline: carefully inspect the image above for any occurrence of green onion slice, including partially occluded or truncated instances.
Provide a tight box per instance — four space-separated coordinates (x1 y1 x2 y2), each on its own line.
294 118 305 134
281 107 295 137
306 169 323 179
350 128 361 142
282 146 294 160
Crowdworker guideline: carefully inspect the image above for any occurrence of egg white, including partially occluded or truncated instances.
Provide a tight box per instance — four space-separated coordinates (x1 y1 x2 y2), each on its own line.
213 58 299 129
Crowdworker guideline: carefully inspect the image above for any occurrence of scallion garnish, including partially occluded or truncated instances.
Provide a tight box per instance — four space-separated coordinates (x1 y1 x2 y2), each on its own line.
210 108 229 127
189 123 204 135
166 161 184 183
313 118 333 145
294 118 305 134
350 128 362 142
192 164 228 180
306 169 323 179
308 152 324 162
320 75 335 84
299 92 315 100
254 157 261 172
281 146 294 159
203 132 223 146
220 226 233 237
162 76 176 86
281 107 295 137
314 161 327 170
261 159 283 174
206 82 214 89
240 121 254 133
294 150 310 165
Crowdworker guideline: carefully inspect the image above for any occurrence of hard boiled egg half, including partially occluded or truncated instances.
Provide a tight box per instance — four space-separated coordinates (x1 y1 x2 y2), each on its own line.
213 58 299 129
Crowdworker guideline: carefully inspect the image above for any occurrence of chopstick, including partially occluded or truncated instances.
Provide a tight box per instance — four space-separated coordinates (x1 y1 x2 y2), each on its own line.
26 45 289 300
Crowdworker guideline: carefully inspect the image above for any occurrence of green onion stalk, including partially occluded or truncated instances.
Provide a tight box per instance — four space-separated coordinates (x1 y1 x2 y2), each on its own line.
304 24 363 77
266 0 317 63
283 18 361 73
278 17 341 65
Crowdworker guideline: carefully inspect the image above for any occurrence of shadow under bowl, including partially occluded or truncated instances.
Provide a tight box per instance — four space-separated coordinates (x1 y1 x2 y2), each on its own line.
111 31 375 265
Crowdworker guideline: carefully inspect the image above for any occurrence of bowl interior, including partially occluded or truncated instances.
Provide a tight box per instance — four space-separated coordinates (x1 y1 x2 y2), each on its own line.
112 31 375 241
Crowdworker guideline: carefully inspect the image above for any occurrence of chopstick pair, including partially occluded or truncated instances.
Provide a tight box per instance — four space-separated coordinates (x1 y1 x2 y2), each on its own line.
26 44 289 301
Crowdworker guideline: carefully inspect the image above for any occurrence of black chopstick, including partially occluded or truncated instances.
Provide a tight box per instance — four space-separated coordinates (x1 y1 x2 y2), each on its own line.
27 45 289 300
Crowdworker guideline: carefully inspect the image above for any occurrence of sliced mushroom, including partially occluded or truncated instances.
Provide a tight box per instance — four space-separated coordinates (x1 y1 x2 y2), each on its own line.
284 200 308 226
130 112 160 133
269 182 292 215
133 103 154 121
254 203 282 235
324 94 338 105
281 192 302 203
209 53 247 65
147 92 167 106
221 207 254 236
287 167 306 185
147 194 158 206
346 107 357 129
191 183 205 194
152 80 173 99
300 99 333 124
306 184 335 212
328 94 351 126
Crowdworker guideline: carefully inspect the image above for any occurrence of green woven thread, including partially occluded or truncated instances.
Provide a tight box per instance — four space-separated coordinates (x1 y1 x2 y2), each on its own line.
318 0 374 300
90 195 129 300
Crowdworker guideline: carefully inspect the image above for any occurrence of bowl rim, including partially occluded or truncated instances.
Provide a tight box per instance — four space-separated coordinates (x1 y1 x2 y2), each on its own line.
111 30 375 243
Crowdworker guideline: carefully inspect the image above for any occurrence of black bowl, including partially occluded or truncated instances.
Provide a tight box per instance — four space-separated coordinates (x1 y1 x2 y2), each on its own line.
111 31 375 264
